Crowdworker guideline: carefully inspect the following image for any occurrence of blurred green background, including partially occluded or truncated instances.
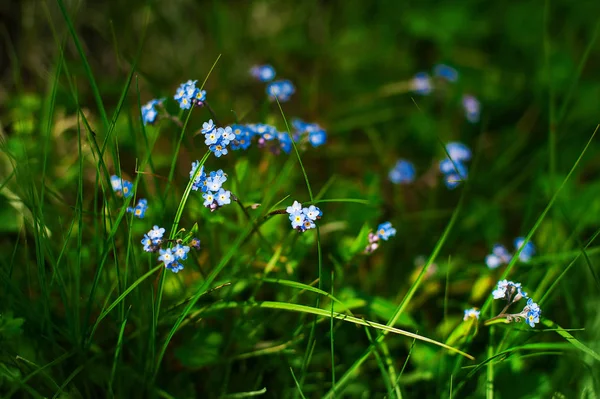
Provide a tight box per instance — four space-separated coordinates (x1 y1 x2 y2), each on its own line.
2 0 600 398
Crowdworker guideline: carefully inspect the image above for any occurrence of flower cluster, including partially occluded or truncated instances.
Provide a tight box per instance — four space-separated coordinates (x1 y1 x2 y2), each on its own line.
292 119 327 148
285 201 322 232
486 237 536 269
174 80 206 110
266 79 295 102
388 159 416 184
141 225 200 274
463 308 480 321
202 119 235 158
364 222 397 253
439 142 471 189
189 161 232 212
110 175 133 198
491 279 541 328
141 98 164 125
250 64 276 82
127 198 148 219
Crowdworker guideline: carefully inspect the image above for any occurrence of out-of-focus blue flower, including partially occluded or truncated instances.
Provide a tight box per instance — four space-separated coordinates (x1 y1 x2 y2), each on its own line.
216 188 231 206
376 222 396 241
158 248 175 267
127 198 148 219
147 225 165 245
202 120 216 134
463 308 480 321
433 64 459 82
230 125 251 150
278 132 292 154
110 175 134 198
514 237 535 262
111 175 123 192
292 118 309 132
462 95 481 123
440 142 471 189
308 129 327 147
267 79 295 102
190 161 207 192
167 261 184 273
121 181 133 198
174 80 204 110
173 244 190 261
486 244 512 269
524 298 541 327
388 159 416 184
445 142 472 162
492 279 510 300
141 99 163 125
250 64 276 82
411 72 432 95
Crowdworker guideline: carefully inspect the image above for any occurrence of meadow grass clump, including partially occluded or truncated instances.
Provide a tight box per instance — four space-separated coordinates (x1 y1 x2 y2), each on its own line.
2 1 600 398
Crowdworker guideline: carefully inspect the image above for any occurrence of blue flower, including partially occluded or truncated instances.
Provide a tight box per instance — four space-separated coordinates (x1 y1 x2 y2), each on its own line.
121 181 134 198
514 237 535 262
292 118 309 132
278 132 292 154
174 80 201 110
250 64 276 82
110 175 123 192
127 198 148 219
221 126 236 143
485 244 512 269
173 244 190 261
147 225 165 245
190 161 207 192
445 142 472 162
463 308 480 321
433 64 459 82
289 212 306 229
209 140 229 157
230 125 252 150
202 192 215 208
411 72 432 95
216 188 231 206
300 218 316 232
189 237 201 250
303 205 322 221
286 201 303 215
194 89 206 104
524 298 541 327
167 261 184 273
308 129 327 147
376 222 396 241
206 170 227 191
158 248 175 267
141 99 163 125
388 159 416 184
141 235 154 252
462 95 481 123
202 120 216 134
492 280 527 301
204 126 222 146
266 79 295 102
255 124 277 141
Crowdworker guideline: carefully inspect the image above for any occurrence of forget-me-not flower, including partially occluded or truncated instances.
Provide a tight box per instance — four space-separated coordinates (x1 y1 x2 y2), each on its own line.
173 244 190 261
389 159 416 184
514 237 535 262
250 64 276 82
376 222 396 241
463 308 480 321
141 99 163 125
127 198 148 219
462 95 481 123
411 72 432 95
433 64 459 82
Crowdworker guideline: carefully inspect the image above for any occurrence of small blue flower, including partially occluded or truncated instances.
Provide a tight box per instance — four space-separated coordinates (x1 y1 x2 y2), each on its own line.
121 181 134 198
231 125 252 150
514 237 535 262
486 244 512 269
221 126 236 143
286 201 303 215
492 280 527 301
202 120 216 135
411 72 432 95
303 205 322 221
167 261 184 273
206 170 227 191
250 64 276 82
462 95 481 123
463 308 480 321
127 198 148 219
179 96 192 110
190 161 207 192
278 132 292 154
194 89 206 104
292 118 309 132
202 192 215 207
189 237 201 250
204 127 222 146
141 99 163 125
445 142 472 162
147 225 165 245
308 129 327 147
174 80 199 110
267 79 295 102
209 140 229 157
255 124 276 141
158 248 175 266
216 188 231 206
524 298 541 327
290 212 306 229
388 159 416 184
141 235 154 252
433 64 459 82
110 175 123 192
172 244 190 261
300 218 316 232
376 222 396 241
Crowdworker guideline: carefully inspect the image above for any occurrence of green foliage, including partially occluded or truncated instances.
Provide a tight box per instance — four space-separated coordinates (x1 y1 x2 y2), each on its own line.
2 0 600 398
